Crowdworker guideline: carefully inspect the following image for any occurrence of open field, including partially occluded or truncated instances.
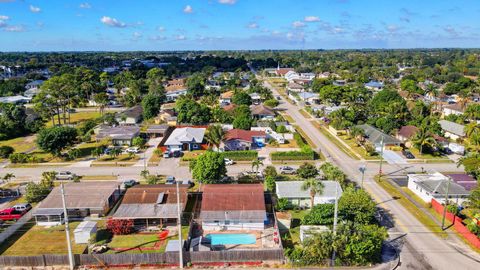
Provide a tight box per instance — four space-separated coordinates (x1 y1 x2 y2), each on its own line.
46 111 101 127
0 136 37 153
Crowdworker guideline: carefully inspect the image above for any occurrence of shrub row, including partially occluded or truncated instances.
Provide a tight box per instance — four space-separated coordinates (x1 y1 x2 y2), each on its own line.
271 150 315 160
9 153 44 163
293 132 307 148
223 150 258 161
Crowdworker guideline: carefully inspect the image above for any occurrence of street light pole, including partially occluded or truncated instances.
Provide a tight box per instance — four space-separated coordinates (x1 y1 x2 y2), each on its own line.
359 165 366 189
441 176 452 230
378 138 384 177
60 183 74 270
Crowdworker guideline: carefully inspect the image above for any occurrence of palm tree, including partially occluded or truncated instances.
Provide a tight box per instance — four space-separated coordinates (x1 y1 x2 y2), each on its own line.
251 158 263 174
301 178 324 208
205 125 225 150
412 125 437 154
465 122 480 146
2 173 15 183
349 126 365 146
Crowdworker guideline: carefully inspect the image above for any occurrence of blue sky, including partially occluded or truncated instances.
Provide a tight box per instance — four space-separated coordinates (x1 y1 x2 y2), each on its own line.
0 0 479 51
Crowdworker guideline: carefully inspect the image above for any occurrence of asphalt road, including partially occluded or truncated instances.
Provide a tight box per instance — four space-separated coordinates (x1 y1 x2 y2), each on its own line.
263 79 480 270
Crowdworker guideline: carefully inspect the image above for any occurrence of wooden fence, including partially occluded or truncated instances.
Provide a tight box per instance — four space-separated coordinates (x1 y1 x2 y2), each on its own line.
0 249 284 267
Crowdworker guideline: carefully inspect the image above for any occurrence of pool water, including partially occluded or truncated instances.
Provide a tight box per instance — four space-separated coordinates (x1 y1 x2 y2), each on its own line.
205 233 256 245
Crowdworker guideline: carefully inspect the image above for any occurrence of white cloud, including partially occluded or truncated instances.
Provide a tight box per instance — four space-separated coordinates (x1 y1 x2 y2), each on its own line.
100 16 127 28
386 25 399 33
175 35 186 40
218 0 237 4
292 21 305 28
183 5 193 14
304 16 320 22
157 26 165 32
247 23 258 29
79 3 91 9
0 15 9 21
4 25 25 32
29 5 41 13
132 32 142 40
150 35 166 41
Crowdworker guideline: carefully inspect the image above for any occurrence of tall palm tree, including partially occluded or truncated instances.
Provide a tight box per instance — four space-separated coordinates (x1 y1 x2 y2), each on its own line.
205 125 225 150
412 125 437 154
465 122 480 146
251 158 263 174
301 178 324 208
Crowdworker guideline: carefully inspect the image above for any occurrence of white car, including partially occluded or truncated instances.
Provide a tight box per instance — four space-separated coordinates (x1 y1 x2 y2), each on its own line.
125 147 140 154
56 171 75 180
224 158 235 165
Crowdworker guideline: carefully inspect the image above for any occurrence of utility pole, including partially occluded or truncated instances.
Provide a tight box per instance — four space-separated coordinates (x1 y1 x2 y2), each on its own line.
60 183 74 270
331 183 339 267
378 137 384 177
359 165 366 189
441 176 452 230
176 181 184 268
143 150 146 171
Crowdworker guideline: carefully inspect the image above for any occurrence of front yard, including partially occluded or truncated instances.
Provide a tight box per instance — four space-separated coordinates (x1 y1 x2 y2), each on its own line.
45 111 101 127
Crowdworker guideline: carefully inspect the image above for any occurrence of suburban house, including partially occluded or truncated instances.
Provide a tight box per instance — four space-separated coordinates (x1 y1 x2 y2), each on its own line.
287 82 305 93
445 174 478 191
357 124 401 148
333 80 347 86
95 125 140 146
113 184 189 228
275 181 342 208
219 90 234 105
407 173 470 205
222 103 237 113
200 184 267 231
396 125 448 147
443 103 465 116
364 81 384 91
33 182 121 226
164 78 188 101
25 79 44 90
222 129 267 151
275 67 294 77
164 127 206 152
24 87 41 98
0 95 31 104
297 92 319 104
250 104 275 120
249 92 262 104
116 105 143 125
284 71 315 83
438 120 466 140
145 124 170 138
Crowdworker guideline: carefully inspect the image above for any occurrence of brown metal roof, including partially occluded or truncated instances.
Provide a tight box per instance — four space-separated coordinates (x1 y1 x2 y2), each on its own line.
225 129 266 142
201 184 265 212
121 184 189 205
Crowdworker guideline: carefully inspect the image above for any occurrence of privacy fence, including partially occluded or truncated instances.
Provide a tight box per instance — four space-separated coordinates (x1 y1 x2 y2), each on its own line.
0 249 284 267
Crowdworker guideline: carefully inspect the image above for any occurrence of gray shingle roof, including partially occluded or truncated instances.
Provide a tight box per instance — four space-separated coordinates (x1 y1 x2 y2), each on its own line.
164 127 205 146
410 174 470 196
275 181 342 199
438 120 465 137
357 124 401 145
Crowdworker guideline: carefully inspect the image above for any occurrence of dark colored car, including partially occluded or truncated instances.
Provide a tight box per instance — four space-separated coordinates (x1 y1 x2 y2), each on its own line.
173 151 183 158
401 149 415 159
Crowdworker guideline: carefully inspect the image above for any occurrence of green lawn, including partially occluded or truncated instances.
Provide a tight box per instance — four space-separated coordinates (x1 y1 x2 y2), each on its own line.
109 234 160 249
1 222 87 255
408 148 451 161
46 111 101 127
98 154 140 162
0 136 37 153
315 125 359 160
299 109 312 119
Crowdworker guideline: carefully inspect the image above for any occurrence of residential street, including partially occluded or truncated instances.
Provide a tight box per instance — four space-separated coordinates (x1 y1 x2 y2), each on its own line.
263 80 480 270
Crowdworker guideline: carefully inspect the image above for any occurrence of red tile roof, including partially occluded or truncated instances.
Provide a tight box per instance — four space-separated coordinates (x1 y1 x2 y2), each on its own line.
222 103 237 112
398 125 419 139
201 184 265 211
225 129 266 142
275 68 294 76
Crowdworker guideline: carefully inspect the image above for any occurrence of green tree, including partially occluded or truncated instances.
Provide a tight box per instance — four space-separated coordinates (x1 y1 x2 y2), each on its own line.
301 178 324 208
233 114 253 130
276 197 290 211
109 147 122 159
0 145 14 158
302 204 334 225
264 175 276 192
141 93 164 119
93 92 109 116
251 158 263 174
25 182 51 203
320 162 347 187
232 91 252 106
2 173 15 183
263 165 277 178
132 137 146 148
146 67 165 94
191 151 227 184
204 124 225 150
297 163 318 179
186 73 206 97
338 187 376 224
36 126 77 156
412 125 437 154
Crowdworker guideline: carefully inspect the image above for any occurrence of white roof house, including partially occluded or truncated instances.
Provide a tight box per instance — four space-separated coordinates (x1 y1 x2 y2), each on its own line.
300 225 330 243
276 181 342 208
0 95 31 104
164 127 206 151
407 172 470 205
438 120 466 139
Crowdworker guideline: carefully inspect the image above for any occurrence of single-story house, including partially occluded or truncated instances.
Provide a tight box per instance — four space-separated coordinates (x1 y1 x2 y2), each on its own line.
25 80 44 90
287 82 305 93
113 184 189 228
438 120 466 140
443 103 465 117
219 90 234 105
24 87 41 98
33 182 121 226
407 173 470 205
396 125 448 147
275 67 294 77
251 104 275 120
249 92 262 104
0 95 31 104
116 105 143 125
95 125 140 146
164 127 206 152
165 85 188 102
276 181 342 208
297 92 319 104
356 124 401 148
445 174 478 191
364 81 384 91
200 184 267 231
222 129 266 151
155 109 176 124
333 80 346 86
145 124 170 138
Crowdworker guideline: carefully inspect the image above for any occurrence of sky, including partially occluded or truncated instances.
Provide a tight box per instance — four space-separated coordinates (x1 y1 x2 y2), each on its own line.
0 0 479 51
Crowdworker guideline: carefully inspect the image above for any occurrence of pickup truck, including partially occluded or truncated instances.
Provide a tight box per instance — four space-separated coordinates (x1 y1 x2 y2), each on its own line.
0 208 26 221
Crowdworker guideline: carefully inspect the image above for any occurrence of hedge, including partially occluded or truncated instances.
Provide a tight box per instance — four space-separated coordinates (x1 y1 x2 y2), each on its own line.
223 150 258 161
271 150 315 160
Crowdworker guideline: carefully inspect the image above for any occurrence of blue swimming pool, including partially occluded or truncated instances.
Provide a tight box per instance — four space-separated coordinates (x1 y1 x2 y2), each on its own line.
205 233 256 245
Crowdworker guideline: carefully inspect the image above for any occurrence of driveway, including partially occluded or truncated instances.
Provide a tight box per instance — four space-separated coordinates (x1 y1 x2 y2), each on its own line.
382 150 407 165
133 137 163 167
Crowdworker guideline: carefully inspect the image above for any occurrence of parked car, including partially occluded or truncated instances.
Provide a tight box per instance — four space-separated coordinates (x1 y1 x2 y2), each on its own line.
224 158 235 165
401 149 415 159
121 179 138 189
172 150 183 158
163 151 172 158
166 175 176 184
0 208 26 221
240 171 264 178
56 171 76 180
12 203 31 212
125 147 140 154
279 166 296 174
